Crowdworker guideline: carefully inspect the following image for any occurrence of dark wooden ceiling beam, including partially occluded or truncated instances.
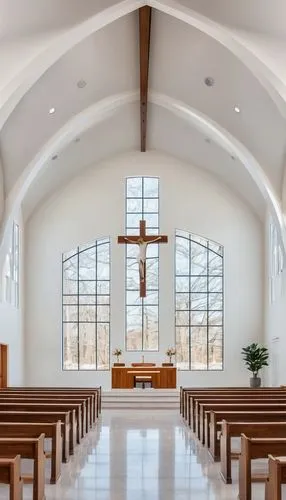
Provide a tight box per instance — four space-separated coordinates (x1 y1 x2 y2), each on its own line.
139 6 152 152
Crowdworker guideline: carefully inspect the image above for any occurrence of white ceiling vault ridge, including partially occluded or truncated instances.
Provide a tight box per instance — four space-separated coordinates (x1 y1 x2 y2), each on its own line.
0 0 286 249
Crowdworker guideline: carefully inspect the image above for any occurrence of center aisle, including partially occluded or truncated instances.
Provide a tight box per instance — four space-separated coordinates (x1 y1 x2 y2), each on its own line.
29 410 266 499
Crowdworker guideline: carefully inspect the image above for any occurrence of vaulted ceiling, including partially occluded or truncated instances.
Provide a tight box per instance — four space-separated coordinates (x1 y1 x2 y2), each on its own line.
1 0 286 239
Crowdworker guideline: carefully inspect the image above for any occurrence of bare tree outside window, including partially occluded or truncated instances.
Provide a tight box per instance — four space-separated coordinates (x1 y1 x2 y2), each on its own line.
126 177 159 351
62 238 110 370
175 230 223 370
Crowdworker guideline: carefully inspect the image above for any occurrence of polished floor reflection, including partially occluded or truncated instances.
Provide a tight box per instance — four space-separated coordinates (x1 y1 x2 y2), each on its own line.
0 410 269 499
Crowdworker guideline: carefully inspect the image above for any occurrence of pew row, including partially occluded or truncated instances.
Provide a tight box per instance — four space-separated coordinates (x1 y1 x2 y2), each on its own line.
0 421 61 484
219 420 286 484
265 455 286 500
239 434 286 500
0 434 45 500
0 455 22 500
0 411 71 461
207 410 286 461
199 402 286 444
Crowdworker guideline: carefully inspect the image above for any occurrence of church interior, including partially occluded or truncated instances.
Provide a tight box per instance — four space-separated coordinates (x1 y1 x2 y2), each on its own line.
0 1 286 499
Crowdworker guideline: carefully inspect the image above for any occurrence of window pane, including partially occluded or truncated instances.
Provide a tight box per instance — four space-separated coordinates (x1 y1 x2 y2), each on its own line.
79 305 96 322
127 177 142 197
209 277 223 292
79 295 96 305
127 213 141 229
176 293 189 310
97 281 109 294
209 253 223 275
79 323 96 370
63 255 78 294
208 310 223 326
176 276 189 293
63 305 78 322
144 198 158 213
191 277 207 292
208 327 223 370
127 290 141 306
190 310 208 325
176 327 189 370
190 326 208 370
79 248 95 280
79 281 96 294
97 323 110 370
144 213 158 228
176 237 189 275
176 310 189 326
143 177 158 197
190 293 208 310
97 305 109 323
209 293 223 311
143 306 158 350
127 198 142 213
126 306 143 350
63 295 78 305
63 323 78 369
191 243 207 275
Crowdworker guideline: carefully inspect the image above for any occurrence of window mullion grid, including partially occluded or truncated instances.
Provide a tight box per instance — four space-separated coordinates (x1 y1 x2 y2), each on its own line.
77 247 80 371
189 236 191 370
95 241 98 370
207 243 210 370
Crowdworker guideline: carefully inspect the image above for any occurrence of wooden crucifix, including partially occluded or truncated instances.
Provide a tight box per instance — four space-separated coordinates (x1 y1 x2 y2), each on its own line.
118 220 168 297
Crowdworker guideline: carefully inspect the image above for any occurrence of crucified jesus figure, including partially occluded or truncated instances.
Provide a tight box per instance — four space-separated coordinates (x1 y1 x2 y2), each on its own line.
123 235 162 282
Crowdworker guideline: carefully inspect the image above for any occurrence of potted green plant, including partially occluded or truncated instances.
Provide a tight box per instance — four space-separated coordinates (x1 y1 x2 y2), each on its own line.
241 343 269 388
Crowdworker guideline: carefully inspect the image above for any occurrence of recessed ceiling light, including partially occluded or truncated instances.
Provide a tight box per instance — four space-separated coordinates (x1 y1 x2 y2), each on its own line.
231 155 236 161
74 137 80 143
77 80 87 89
204 77 215 87
234 106 241 113
49 107 56 114
205 137 211 144
52 154 58 161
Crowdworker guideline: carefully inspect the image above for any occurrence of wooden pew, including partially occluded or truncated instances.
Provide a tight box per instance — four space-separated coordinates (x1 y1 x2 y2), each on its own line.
220 421 286 484
0 396 88 436
7 387 101 419
0 455 23 500
199 402 286 444
0 402 80 445
239 434 286 500
0 391 94 428
265 455 286 500
190 393 286 430
209 410 286 463
181 387 285 422
0 434 45 500
0 411 72 461
200 398 286 445
0 421 61 484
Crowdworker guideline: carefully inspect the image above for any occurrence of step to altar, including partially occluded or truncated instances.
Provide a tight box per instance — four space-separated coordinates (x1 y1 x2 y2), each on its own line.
102 389 180 410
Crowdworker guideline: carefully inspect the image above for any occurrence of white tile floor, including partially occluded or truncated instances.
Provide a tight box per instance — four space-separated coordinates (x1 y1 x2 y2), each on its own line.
0 410 272 499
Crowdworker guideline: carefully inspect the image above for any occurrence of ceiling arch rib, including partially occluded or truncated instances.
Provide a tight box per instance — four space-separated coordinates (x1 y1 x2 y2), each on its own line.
3 91 282 239
1 8 285 201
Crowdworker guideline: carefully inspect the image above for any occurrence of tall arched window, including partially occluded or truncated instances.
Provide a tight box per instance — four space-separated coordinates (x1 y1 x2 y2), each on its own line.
62 238 110 370
175 230 223 370
125 177 159 351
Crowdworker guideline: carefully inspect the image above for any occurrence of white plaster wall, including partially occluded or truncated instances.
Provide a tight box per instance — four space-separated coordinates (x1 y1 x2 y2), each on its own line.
24 151 263 389
0 210 24 385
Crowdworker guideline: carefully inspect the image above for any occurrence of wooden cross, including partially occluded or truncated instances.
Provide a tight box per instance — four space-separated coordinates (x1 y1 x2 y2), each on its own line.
118 220 168 297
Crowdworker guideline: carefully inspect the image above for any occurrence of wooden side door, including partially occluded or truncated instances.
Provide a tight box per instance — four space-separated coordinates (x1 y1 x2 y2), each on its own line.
0 344 8 388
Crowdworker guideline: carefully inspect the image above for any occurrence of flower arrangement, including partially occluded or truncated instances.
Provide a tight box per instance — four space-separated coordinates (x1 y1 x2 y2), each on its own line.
112 348 123 363
166 347 176 363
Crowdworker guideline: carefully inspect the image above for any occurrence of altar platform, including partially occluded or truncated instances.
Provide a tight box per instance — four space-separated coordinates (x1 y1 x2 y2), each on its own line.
102 389 180 410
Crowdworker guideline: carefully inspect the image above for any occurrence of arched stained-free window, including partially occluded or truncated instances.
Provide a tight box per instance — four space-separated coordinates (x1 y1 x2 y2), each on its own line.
175 230 223 370
62 238 110 370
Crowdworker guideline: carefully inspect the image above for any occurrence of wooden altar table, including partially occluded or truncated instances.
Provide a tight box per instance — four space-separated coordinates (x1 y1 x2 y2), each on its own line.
111 366 177 389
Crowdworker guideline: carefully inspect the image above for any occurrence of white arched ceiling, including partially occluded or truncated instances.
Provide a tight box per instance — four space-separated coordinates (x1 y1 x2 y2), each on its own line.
0 0 286 248
22 101 265 221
